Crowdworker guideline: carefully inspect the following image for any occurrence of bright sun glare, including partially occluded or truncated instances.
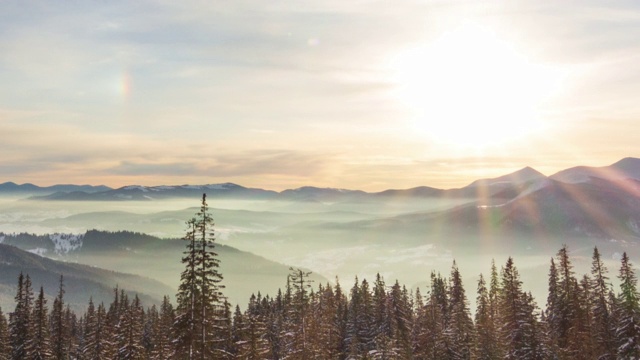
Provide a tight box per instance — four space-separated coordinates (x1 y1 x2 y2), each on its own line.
392 23 566 150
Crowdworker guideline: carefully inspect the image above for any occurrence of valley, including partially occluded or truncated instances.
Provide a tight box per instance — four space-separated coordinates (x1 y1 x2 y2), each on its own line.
1 158 640 310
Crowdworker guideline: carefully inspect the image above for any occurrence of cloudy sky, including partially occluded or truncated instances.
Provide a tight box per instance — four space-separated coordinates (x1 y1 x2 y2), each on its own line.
1 1 639 191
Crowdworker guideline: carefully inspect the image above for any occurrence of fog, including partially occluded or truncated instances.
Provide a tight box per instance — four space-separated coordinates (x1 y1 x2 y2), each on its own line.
0 195 628 309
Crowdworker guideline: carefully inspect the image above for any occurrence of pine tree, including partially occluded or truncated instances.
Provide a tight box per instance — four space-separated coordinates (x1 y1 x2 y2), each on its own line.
31 286 52 360
174 194 226 359
616 252 640 358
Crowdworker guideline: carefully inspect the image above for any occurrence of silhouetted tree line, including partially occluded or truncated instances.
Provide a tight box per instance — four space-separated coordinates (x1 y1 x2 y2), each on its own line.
1 195 640 359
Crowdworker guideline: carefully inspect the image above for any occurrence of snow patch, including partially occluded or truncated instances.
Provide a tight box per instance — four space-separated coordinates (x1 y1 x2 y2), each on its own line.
0 235 4 244
205 183 236 190
123 185 148 192
49 233 84 254
28 248 48 256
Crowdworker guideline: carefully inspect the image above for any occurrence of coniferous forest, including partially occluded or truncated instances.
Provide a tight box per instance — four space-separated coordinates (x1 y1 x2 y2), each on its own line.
2 195 640 359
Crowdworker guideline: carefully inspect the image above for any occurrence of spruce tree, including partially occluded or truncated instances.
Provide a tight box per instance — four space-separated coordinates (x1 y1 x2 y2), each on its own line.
151 296 175 359
590 247 616 359
346 277 374 358
174 194 225 359
415 272 448 359
616 252 640 358
498 257 530 359
31 286 52 360
174 218 198 358
387 281 413 357
285 268 314 359
10 273 34 360
372 273 389 346
555 245 578 358
567 275 595 359
474 274 499 360
50 275 68 360
0 307 9 360
117 294 145 360
83 301 112 359
313 284 340 359
143 305 159 358
446 261 473 360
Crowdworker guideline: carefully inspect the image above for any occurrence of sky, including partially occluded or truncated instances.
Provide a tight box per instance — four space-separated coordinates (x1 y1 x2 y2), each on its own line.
1 1 639 191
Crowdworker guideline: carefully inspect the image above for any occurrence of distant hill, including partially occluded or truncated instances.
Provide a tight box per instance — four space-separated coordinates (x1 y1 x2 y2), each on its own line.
0 230 327 306
312 177 640 254
0 243 173 313
5 156 640 206
550 157 640 184
28 183 278 201
0 182 111 196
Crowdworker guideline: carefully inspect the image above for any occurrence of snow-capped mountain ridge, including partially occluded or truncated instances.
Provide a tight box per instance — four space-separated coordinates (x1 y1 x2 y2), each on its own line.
7 157 640 202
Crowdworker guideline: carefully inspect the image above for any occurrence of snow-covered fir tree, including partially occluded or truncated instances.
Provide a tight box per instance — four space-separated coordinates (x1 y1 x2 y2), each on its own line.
10 273 33 360
0 307 10 360
174 194 226 359
590 247 616 359
49 275 68 360
30 287 52 360
616 252 640 359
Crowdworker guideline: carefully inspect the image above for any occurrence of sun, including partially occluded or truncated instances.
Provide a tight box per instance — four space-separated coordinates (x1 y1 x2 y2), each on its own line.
390 23 565 150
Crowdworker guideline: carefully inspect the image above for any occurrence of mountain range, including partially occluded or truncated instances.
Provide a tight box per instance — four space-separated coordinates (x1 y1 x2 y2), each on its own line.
1 157 640 312
3 157 638 203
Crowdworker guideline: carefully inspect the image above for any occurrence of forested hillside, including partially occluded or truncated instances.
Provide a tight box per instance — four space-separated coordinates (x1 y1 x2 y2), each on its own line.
0 243 638 359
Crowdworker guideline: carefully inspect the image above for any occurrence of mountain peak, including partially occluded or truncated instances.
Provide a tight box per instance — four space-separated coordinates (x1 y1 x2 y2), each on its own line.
466 166 546 188
612 157 640 171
